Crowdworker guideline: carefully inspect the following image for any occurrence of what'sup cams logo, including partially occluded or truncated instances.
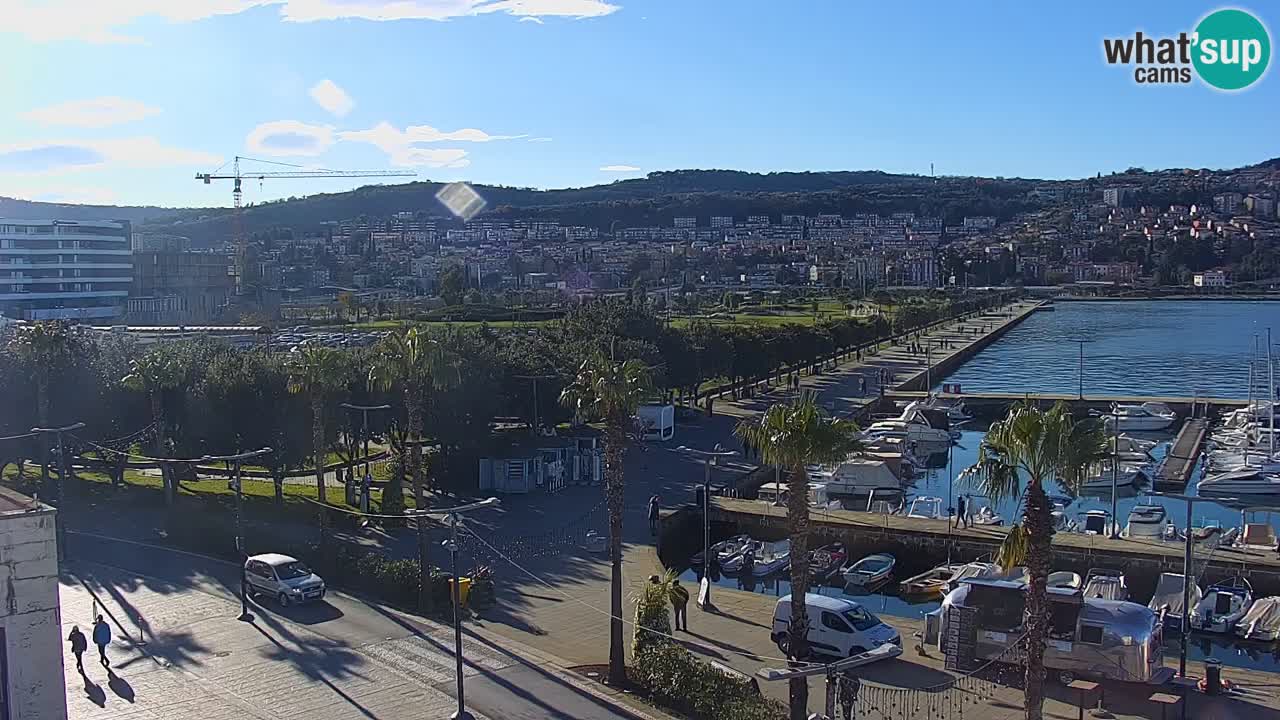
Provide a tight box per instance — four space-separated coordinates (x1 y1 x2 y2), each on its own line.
1104 8 1271 90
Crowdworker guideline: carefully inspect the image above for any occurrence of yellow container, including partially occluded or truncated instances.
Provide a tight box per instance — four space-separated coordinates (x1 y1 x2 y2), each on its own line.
449 577 472 607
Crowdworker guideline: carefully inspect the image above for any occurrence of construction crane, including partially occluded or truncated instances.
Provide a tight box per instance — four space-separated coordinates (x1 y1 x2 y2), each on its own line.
196 155 415 297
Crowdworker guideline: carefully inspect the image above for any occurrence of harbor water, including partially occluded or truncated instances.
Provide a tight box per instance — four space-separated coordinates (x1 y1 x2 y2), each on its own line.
940 300 1278 399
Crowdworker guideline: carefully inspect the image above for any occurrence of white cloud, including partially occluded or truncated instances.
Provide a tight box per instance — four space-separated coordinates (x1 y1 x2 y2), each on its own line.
0 181 119 205
528 137 553 142
0 137 220 175
4 0 620 44
519 16 544 24
245 120 335 156
600 164 640 172
337 121 522 167
21 96 161 128
309 79 354 118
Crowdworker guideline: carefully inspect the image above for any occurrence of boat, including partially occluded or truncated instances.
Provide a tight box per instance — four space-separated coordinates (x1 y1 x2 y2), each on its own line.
946 561 1003 592
969 497 1004 526
1078 510 1113 536
899 564 962 598
1190 578 1253 634
1236 597 1280 641
1098 402 1176 432
1233 516 1278 552
862 419 952 446
809 543 847 583
842 553 895 587
720 540 765 574
916 395 973 423
692 534 750 566
1122 503 1172 540
1081 462 1150 493
1110 435 1158 463
906 496 946 520
1083 567 1128 601
752 539 791 577
1179 522 1229 549
1148 572 1202 631
1198 469 1280 497
1048 571 1083 590
806 457 903 499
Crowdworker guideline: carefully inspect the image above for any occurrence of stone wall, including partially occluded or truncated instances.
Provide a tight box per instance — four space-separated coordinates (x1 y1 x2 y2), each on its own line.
0 506 66 720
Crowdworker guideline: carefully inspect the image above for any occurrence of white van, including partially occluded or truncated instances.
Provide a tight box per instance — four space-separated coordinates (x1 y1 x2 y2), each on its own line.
771 593 901 658
637 403 675 441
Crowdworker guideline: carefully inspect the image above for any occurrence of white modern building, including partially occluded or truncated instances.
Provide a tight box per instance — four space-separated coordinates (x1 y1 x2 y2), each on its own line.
0 486 66 720
0 219 133 320
1193 270 1228 288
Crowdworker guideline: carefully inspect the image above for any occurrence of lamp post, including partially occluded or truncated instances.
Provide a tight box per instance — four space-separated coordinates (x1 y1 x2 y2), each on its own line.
340 402 391 495
1110 406 1120 539
1154 492 1234 720
411 498 500 720
31 421 86 562
677 443 737 611
513 374 557 436
201 448 273 620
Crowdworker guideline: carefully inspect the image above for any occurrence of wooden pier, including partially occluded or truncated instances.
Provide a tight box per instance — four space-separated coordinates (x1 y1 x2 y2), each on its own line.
1154 418 1209 492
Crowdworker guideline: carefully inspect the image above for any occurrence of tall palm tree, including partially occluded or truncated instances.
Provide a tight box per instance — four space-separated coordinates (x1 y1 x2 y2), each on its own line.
369 328 448 514
963 402 1107 720
11 321 81 482
559 353 653 687
288 347 349 504
735 392 860 720
122 347 188 505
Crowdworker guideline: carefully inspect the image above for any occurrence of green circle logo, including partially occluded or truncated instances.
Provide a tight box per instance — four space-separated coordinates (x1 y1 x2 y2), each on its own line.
1193 8 1271 90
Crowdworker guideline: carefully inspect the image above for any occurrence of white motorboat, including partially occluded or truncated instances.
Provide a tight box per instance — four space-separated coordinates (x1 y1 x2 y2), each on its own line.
1122 503 1172 540
1099 402 1176 431
863 419 952 446
694 534 751 566
1234 517 1278 552
1078 509 1114 536
842 553 895 587
945 561 1002 592
972 504 1004 526
751 539 791 577
1191 578 1253 634
1110 435 1158 463
1083 567 1128 601
1148 572 1202 631
1179 522 1229 549
1080 461 1149 493
1048 571 1082 590
806 457 903 498
914 395 973 423
1237 596 1280 641
1198 469 1280 496
721 540 765 573
906 496 946 520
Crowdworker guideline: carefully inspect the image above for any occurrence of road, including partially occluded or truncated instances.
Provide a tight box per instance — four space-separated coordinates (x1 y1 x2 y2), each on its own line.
61 531 661 720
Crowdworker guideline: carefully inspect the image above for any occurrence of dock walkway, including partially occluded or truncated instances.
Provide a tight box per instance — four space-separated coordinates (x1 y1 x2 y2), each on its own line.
1155 418 1209 491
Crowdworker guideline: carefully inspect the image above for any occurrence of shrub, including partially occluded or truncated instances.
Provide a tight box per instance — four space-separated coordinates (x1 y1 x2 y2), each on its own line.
634 644 785 720
632 577 672 657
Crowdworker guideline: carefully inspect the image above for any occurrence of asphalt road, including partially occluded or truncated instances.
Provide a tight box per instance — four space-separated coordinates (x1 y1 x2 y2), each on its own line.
65 530 654 720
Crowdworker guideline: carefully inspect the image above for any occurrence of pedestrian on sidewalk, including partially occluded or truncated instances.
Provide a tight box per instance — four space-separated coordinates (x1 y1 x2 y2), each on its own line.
670 579 690 631
92 615 111 668
648 495 661 535
858 377 867 396
953 495 968 529
67 626 88 673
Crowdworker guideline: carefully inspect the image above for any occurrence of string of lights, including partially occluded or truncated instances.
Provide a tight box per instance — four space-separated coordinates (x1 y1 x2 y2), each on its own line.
0 431 38 442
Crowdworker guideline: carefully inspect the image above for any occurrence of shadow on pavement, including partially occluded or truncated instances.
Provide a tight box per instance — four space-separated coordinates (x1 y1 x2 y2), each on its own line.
81 674 107 707
256 598 346 626
107 670 135 703
247 608 378 719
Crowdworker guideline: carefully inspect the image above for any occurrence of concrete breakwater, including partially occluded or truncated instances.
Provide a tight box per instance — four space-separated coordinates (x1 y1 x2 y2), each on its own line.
893 301 1043 392
667 497 1280 606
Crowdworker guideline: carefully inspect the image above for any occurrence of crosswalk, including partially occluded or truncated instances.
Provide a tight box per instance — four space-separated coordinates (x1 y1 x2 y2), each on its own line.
359 633 515 689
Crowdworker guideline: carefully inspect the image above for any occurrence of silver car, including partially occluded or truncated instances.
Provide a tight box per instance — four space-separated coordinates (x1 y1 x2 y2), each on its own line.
244 553 326 606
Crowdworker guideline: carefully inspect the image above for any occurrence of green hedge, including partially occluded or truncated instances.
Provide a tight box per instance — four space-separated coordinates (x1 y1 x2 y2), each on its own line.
635 644 785 720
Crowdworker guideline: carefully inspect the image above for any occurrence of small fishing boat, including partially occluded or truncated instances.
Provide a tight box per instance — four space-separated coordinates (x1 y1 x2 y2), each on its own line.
1122 503 1172 540
899 564 962 598
1079 510 1113 536
1048 571 1083 590
1097 402 1176 432
1191 577 1254 634
1179 522 1228 549
720 540 765 574
1111 434 1158 463
842 553 896 587
1083 567 1128 601
945 561 1002 592
906 496 946 520
808 543 847 583
752 540 791 577
692 534 751 566
1148 572 1202 631
1081 462 1150 493
1237 596 1280 641
970 497 1004 526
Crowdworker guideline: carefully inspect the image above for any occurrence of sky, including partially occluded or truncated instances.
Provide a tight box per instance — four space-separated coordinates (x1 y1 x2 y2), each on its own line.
0 1 1277 208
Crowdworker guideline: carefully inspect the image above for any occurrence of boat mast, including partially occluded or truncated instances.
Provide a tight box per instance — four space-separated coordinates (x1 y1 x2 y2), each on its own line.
1269 328 1275 458
1247 336 1256 466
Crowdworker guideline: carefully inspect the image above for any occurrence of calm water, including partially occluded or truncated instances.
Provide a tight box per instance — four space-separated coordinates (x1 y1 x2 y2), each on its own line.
941 300 1279 399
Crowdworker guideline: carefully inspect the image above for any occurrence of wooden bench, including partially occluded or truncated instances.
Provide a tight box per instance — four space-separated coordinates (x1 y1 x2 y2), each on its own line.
1149 691 1181 720
1066 680 1100 720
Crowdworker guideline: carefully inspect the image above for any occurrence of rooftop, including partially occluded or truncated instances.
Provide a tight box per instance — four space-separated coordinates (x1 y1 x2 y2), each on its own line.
0 485 50 516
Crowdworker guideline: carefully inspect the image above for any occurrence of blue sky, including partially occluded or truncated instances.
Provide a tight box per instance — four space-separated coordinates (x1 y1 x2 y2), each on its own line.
1 1 1276 208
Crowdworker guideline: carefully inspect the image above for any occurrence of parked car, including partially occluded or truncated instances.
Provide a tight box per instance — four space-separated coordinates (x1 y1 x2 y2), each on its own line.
771 593 900 659
244 553 326 606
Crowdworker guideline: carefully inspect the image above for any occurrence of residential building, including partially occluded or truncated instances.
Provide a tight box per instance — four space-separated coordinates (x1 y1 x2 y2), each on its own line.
0 219 133 320
1246 193 1277 220
710 216 734 228
1103 186 1137 207
1213 192 1243 215
0 486 66 720
673 217 697 229
129 250 234 324
1193 270 1228 288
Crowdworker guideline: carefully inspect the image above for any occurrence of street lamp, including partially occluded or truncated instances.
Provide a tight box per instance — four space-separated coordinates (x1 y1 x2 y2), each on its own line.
201 448 273 620
411 498 500 720
31 422 86 562
1154 492 1234 720
677 444 737 611
340 402 391 507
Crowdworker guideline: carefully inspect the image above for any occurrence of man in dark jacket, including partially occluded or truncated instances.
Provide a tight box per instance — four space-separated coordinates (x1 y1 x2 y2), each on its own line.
648 495 661 535
92 615 111 668
67 626 88 673
669 579 690 631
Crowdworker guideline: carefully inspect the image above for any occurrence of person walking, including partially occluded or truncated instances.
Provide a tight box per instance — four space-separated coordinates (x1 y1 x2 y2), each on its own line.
954 495 968 529
670 579 690 631
858 376 867 396
648 495 661 535
67 625 88 674
92 615 111 668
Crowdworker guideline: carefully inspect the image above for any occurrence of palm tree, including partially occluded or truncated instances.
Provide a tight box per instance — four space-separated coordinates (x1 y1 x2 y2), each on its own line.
734 392 860 720
10 321 82 482
962 402 1107 720
368 328 448 514
559 353 653 687
122 347 189 505
288 347 349 504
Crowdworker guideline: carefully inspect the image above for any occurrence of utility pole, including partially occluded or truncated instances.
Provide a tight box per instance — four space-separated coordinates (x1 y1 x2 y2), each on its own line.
410 498 500 720
340 402 391 490
514 374 556 436
678 444 737 610
31 422 86 562
201 448 273 620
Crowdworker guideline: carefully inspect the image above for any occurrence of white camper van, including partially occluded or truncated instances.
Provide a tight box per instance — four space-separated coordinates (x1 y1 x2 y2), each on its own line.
771 593 900 658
